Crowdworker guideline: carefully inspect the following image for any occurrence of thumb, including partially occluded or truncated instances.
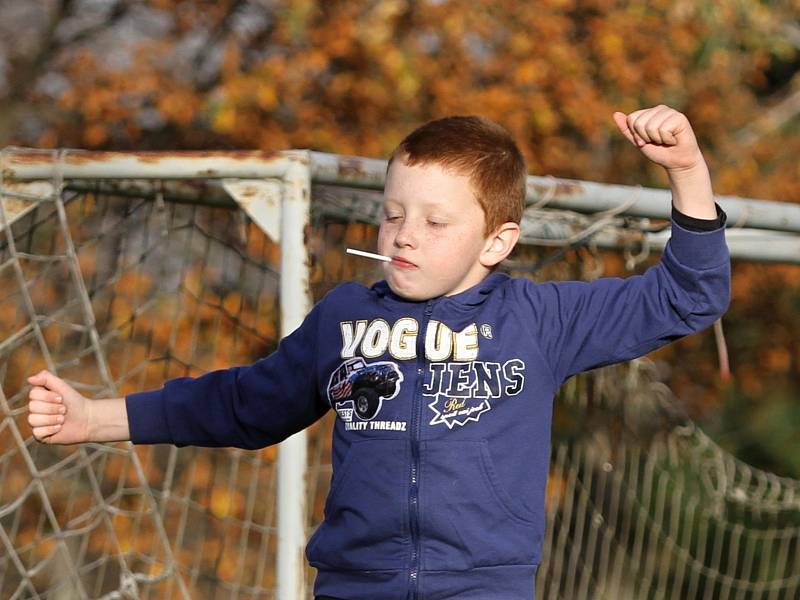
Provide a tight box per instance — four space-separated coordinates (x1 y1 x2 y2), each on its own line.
27 370 48 385
612 112 636 146
27 370 72 397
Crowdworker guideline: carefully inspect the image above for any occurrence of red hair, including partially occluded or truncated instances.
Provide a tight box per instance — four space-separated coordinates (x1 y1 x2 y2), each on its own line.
389 116 526 235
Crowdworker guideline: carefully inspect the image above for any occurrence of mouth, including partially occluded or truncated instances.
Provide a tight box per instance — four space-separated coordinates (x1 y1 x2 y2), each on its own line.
391 256 417 269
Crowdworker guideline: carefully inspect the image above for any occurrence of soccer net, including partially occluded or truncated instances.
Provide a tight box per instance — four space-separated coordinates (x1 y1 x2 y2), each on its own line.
1 149 799 599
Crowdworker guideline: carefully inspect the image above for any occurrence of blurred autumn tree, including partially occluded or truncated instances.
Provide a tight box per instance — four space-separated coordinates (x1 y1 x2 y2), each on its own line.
1 0 799 474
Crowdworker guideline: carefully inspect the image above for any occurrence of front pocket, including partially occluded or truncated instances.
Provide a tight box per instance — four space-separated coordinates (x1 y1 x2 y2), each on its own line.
420 440 541 571
306 439 409 570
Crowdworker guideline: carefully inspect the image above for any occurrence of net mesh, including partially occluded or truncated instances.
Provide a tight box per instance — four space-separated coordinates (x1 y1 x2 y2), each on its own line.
1 155 799 599
542 362 800 600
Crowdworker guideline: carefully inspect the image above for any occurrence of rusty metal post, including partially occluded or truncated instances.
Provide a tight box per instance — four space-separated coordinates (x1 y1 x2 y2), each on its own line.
276 152 312 600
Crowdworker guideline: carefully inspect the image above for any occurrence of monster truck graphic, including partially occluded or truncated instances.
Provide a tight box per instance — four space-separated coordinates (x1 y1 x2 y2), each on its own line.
327 358 403 421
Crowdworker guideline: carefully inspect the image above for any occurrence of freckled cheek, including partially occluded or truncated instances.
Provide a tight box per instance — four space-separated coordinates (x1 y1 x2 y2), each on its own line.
423 228 452 243
377 225 391 252
428 230 464 250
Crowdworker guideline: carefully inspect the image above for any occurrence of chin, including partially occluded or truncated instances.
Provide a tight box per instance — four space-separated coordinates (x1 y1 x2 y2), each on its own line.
387 279 436 302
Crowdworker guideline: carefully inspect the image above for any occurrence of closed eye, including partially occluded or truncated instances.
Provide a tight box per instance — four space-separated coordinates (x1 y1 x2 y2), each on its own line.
427 220 447 228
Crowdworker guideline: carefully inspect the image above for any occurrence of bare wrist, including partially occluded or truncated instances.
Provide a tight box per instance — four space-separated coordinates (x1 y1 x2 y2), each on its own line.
85 397 96 442
665 151 708 180
665 154 715 219
87 397 130 443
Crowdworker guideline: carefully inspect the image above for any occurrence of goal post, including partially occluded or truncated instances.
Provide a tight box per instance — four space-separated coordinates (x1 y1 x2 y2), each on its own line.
2 148 319 599
2 147 800 599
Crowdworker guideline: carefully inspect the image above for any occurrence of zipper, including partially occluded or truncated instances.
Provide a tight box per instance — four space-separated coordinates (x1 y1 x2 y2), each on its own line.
409 299 434 598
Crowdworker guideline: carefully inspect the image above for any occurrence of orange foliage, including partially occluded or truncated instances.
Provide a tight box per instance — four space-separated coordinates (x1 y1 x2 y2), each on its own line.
0 0 792 204
210 485 245 519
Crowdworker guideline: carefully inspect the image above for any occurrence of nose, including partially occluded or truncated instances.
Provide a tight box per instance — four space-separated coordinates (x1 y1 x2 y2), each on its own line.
393 220 418 249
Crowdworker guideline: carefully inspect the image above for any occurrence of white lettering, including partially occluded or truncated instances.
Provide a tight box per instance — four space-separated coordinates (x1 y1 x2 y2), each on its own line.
425 321 453 361
339 318 482 361
367 420 407 431
340 320 368 359
389 317 418 360
345 421 369 431
453 323 479 361
361 320 390 358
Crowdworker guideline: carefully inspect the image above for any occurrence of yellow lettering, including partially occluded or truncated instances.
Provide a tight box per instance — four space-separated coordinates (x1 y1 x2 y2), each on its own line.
444 398 466 412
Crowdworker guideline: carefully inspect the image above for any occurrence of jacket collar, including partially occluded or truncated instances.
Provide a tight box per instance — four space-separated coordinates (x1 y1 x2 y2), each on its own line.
370 272 509 307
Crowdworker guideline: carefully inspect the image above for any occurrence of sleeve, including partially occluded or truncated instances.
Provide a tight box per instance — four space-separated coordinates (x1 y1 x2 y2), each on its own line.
514 219 730 385
124 300 328 449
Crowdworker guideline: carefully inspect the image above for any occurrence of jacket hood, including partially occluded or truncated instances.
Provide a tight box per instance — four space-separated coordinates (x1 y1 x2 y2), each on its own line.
370 272 511 307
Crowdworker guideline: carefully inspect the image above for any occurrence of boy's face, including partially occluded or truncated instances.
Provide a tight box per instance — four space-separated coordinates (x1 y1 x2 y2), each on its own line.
378 159 493 301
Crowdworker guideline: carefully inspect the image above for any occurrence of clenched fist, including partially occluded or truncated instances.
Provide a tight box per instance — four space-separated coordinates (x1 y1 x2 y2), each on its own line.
613 105 704 172
27 370 89 444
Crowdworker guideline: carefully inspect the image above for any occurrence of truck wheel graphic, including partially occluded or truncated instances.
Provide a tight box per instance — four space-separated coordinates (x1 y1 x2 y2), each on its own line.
354 388 380 420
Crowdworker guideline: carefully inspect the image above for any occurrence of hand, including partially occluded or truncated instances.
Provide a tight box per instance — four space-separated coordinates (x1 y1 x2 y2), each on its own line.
613 105 704 172
27 370 90 444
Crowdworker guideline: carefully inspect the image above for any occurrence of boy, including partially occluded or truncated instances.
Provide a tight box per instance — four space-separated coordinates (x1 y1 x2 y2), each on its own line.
27 105 730 599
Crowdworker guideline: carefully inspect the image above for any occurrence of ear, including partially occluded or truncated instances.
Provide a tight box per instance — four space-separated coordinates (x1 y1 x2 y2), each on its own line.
479 222 520 268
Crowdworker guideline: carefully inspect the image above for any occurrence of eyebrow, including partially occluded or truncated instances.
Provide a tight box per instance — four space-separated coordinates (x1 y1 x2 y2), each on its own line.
383 196 450 211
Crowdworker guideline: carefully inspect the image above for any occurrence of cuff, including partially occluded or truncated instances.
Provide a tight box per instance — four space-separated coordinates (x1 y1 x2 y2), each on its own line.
667 215 729 270
125 389 173 444
672 203 727 231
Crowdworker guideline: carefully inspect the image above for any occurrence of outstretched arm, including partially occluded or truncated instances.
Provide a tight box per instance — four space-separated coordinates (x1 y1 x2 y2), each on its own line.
27 370 129 444
613 105 717 220
516 106 730 384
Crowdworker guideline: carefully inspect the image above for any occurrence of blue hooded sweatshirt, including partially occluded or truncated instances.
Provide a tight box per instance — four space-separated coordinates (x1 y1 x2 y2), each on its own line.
126 217 729 600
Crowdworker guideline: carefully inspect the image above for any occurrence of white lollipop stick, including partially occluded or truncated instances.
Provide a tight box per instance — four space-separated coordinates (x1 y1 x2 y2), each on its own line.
346 248 392 262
